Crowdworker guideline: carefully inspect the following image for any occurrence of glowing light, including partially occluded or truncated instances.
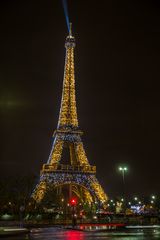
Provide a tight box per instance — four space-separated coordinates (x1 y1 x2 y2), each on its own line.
62 0 70 32
119 167 128 171
70 198 77 206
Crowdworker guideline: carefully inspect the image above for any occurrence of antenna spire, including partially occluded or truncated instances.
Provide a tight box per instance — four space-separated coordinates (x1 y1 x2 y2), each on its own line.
69 22 72 36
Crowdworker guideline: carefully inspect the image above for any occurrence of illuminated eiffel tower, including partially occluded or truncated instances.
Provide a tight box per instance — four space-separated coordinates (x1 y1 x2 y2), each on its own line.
32 24 108 205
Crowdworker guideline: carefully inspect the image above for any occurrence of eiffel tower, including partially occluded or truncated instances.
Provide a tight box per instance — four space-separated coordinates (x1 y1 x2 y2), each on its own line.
32 24 108 205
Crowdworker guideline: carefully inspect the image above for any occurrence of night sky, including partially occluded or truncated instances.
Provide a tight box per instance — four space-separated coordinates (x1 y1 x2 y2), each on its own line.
0 0 160 198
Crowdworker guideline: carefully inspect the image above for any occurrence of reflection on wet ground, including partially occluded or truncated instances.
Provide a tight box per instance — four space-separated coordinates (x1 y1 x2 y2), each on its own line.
2 227 160 240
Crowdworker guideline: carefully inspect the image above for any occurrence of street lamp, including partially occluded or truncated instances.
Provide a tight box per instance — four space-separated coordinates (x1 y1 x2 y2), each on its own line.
119 166 128 192
151 195 155 200
70 197 77 227
118 166 128 212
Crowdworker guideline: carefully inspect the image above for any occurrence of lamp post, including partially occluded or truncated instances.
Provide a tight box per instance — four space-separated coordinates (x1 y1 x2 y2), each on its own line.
70 197 77 227
119 166 128 212
119 167 128 186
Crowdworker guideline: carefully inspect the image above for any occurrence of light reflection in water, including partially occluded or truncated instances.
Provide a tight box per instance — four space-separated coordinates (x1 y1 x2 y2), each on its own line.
4 227 160 240
64 230 85 240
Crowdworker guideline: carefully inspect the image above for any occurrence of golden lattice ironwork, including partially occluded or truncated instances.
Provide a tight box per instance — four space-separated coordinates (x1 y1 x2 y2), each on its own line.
58 30 78 128
32 23 108 205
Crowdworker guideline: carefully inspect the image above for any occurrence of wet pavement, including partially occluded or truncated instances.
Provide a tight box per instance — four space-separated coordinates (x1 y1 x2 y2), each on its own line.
1 227 160 240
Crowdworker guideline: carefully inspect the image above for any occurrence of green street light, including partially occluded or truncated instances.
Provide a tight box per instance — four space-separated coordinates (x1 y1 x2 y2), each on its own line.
151 195 155 200
119 166 128 185
118 166 128 208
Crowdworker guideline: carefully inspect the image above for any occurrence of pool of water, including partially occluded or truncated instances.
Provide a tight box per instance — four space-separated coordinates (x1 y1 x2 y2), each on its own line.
1 227 160 240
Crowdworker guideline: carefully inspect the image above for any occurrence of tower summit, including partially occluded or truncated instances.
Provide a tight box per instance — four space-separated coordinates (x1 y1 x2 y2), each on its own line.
32 24 108 205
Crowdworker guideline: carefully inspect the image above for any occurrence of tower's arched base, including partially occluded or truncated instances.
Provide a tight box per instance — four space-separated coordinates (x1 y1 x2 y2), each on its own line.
32 169 108 207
